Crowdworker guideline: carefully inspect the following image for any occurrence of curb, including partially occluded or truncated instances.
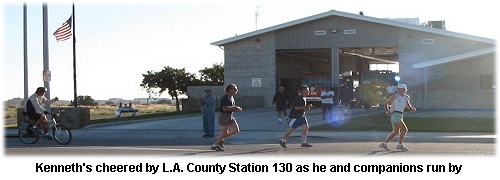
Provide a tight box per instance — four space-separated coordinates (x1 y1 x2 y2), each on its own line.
5 130 18 138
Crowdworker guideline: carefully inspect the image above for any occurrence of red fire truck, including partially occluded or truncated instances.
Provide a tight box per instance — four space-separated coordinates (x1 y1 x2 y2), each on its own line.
296 73 331 106
295 71 399 106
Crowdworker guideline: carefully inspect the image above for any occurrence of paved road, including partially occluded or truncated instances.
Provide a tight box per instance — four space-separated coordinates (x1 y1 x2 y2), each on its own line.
3 107 495 156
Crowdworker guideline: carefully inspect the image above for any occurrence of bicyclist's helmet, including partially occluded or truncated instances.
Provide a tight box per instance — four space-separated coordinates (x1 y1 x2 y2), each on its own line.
36 87 46 93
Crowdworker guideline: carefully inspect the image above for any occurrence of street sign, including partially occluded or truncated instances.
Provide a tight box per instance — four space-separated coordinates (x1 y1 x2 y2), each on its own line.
43 70 51 82
252 78 261 87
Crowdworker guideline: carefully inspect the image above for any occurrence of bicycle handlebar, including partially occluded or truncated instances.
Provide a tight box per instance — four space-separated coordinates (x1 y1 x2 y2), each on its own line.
48 110 64 117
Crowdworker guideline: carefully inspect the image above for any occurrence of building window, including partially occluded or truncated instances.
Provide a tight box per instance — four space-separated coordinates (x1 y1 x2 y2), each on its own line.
480 75 495 89
314 30 326 35
369 64 399 72
422 39 434 44
344 29 355 34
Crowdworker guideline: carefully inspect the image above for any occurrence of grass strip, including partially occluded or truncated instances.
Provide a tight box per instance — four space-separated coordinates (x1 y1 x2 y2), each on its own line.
311 113 495 132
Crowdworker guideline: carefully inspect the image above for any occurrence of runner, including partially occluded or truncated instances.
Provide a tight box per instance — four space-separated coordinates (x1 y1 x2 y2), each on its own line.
379 84 416 151
211 84 242 151
279 86 313 148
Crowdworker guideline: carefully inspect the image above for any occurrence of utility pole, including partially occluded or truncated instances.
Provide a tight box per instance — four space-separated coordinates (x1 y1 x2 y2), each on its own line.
255 6 259 30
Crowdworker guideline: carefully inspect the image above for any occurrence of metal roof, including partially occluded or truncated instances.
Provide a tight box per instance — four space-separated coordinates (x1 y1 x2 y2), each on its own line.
211 9 496 46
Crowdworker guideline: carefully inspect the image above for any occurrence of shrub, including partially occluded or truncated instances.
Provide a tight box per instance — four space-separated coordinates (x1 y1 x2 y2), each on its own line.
359 80 388 106
104 101 115 105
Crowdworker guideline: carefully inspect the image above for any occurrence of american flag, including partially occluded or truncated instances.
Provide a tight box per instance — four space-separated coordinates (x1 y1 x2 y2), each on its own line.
53 16 72 42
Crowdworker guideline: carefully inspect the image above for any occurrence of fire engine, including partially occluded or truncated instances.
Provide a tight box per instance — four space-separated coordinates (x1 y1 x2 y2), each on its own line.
295 71 399 106
296 73 331 106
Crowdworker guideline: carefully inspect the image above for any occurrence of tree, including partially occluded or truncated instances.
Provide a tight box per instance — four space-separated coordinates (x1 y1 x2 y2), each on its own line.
140 66 197 111
70 95 98 106
198 62 224 85
140 83 160 104
359 79 387 107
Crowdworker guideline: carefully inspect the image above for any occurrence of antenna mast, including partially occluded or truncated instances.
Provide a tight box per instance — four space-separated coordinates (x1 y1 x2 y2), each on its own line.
255 6 259 30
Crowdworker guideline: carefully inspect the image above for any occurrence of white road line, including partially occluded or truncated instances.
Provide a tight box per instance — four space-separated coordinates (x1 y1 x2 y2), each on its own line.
49 146 213 152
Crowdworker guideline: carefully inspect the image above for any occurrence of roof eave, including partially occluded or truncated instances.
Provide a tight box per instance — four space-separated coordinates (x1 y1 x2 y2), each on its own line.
211 10 496 46
210 10 337 46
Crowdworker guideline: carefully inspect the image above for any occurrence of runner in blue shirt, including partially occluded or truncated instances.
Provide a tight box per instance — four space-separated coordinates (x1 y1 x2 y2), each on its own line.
279 86 313 148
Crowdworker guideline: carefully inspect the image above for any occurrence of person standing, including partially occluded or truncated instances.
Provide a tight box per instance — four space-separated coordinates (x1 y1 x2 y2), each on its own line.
272 86 289 124
211 84 242 151
340 85 352 108
379 84 416 151
320 86 334 121
332 83 340 108
279 86 313 148
199 88 216 138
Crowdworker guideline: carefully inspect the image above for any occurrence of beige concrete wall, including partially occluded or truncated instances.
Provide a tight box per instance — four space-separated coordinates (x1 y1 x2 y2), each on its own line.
17 107 90 129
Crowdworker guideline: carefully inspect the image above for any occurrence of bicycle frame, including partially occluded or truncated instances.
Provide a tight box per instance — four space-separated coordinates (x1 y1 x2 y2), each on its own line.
36 112 59 134
19 111 72 145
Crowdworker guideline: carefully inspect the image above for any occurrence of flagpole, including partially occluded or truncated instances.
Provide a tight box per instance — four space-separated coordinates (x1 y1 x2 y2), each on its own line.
42 4 51 113
72 3 77 107
23 3 28 102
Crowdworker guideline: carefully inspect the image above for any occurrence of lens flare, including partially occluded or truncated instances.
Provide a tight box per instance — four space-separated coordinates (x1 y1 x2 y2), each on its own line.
394 75 401 82
324 109 351 128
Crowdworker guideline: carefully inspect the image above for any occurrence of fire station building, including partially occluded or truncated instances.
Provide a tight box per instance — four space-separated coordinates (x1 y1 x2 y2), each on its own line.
210 10 496 110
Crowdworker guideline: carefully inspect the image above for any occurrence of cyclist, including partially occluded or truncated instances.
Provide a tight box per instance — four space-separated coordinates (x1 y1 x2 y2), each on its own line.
24 87 58 138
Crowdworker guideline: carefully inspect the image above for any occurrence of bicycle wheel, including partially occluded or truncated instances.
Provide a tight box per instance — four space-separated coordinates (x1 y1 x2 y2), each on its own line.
19 129 39 144
52 125 72 145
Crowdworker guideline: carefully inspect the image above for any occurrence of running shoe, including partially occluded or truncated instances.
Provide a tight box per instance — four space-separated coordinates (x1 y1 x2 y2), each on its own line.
396 144 410 151
211 145 224 151
379 143 391 151
301 142 313 147
215 138 225 148
279 139 287 148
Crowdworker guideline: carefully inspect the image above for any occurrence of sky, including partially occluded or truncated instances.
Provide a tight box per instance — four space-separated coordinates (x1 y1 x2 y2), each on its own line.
2 0 498 102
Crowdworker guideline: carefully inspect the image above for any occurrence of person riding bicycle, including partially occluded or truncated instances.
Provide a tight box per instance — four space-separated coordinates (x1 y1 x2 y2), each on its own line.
23 87 58 138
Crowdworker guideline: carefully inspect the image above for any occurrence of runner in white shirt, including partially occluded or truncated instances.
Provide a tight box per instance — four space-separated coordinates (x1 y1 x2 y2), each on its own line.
379 84 416 151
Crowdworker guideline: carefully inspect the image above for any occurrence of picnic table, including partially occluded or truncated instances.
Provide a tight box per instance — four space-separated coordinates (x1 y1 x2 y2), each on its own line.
115 106 138 117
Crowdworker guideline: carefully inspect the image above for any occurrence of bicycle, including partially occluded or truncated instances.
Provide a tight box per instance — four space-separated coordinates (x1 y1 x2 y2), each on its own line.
18 111 72 145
